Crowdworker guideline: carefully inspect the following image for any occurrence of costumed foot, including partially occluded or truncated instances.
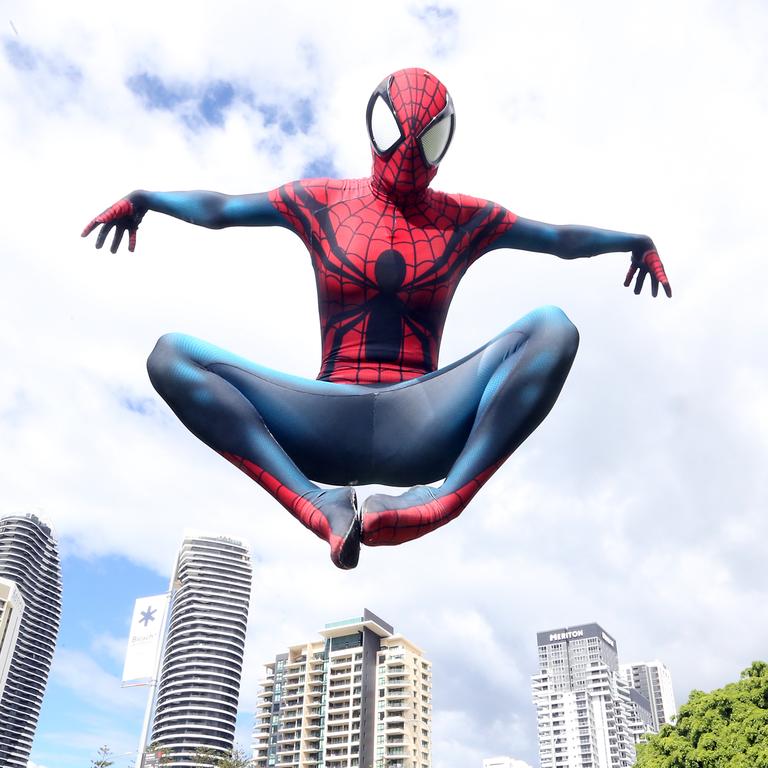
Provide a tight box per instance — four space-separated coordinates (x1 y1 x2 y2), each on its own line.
362 485 454 546
219 453 361 569
297 487 361 570
362 464 500 546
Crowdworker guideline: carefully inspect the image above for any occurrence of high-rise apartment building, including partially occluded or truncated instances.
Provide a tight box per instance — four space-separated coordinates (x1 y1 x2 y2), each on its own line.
619 662 676 731
0 514 62 768
482 756 533 768
0 577 25 698
252 610 432 768
148 532 252 765
531 623 661 768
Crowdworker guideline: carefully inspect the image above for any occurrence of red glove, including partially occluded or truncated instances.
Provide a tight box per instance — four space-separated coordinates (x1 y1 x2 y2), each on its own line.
82 197 145 253
624 249 672 298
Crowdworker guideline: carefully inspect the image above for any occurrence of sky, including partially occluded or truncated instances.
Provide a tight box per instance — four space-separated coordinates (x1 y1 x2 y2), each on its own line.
1 0 767 766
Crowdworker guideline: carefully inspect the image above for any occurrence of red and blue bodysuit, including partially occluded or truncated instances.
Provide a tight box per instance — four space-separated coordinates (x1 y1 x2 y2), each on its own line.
83 68 671 569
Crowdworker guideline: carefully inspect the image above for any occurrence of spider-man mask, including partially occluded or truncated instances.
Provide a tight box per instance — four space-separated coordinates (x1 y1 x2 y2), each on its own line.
367 68 455 201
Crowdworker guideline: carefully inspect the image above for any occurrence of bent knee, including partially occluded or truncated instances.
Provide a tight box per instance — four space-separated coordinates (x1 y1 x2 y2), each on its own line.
146 332 194 392
528 305 579 361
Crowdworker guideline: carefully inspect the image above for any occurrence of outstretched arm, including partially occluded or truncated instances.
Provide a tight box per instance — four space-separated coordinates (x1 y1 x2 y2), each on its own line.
491 215 672 298
82 189 288 253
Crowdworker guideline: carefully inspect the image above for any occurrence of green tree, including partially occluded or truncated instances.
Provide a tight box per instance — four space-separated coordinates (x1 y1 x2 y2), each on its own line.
90 745 115 768
635 661 768 767
193 745 253 767
147 741 172 766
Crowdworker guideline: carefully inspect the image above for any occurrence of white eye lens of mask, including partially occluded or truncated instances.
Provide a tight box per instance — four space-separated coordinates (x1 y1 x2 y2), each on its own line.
370 95 401 153
420 115 452 165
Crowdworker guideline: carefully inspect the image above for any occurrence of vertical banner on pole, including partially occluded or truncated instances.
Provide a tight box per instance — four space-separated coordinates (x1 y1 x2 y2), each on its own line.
122 594 169 686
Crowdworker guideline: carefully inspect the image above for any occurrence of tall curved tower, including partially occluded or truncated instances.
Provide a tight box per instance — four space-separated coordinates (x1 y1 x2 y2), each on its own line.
150 533 252 765
0 514 62 768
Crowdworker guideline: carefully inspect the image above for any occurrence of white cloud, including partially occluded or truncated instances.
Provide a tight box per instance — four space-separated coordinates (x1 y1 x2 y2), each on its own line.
4 0 768 766
91 631 132 666
50 648 145 714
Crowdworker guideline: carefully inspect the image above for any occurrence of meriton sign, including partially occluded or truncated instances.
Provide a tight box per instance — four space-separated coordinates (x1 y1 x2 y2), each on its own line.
549 629 585 642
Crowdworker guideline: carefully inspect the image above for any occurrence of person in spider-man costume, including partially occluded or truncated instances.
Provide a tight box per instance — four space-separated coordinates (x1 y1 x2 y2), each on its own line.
83 68 671 570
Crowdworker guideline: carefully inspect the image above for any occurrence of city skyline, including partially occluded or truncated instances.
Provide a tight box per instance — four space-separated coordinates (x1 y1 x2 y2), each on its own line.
3 1 768 767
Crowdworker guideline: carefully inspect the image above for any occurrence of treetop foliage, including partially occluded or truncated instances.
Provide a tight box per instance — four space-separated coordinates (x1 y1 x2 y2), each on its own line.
193 745 254 767
90 745 115 768
635 661 768 767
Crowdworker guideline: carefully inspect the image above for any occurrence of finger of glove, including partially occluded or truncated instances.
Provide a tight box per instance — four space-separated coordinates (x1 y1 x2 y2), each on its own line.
651 274 659 297
83 199 133 237
649 261 672 297
655 269 672 297
624 264 638 288
111 226 125 254
81 217 101 237
644 251 672 290
650 263 668 285
128 227 137 252
634 268 647 295
95 222 115 250
643 251 662 271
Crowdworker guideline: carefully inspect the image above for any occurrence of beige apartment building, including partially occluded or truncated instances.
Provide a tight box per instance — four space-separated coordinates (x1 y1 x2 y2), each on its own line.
253 610 432 768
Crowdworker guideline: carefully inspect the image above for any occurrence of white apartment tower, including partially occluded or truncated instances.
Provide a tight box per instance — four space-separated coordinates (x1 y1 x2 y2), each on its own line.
482 757 533 768
252 610 432 768
0 577 25 698
619 662 676 731
532 623 655 768
149 533 252 765
0 514 62 768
